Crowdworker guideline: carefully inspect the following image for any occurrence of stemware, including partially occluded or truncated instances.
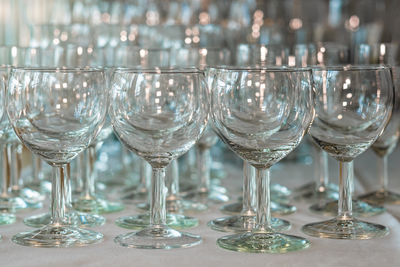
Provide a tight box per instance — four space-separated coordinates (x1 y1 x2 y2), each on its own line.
358 66 400 204
302 65 392 239
110 68 208 249
7 67 107 247
211 66 313 253
0 66 16 226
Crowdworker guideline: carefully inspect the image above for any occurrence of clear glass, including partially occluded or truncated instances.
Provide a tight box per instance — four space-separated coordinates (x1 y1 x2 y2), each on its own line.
210 66 313 253
8 67 107 247
302 66 392 239
209 161 290 233
354 47 400 204
110 68 208 249
119 159 200 230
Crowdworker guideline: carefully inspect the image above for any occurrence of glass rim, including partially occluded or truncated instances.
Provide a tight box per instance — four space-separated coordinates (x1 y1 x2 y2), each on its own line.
311 64 391 71
113 67 203 74
205 65 312 73
10 66 104 73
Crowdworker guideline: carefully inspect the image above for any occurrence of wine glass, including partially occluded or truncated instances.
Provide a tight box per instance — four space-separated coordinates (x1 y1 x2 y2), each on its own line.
302 65 392 239
171 47 232 205
23 45 108 227
7 67 107 247
220 44 296 216
210 66 313 253
357 66 400 204
293 42 350 202
109 68 208 249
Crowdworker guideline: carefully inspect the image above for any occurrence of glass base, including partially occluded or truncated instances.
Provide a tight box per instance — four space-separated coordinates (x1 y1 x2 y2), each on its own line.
271 183 292 198
12 224 103 248
295 183 339 202
302 217 389 239
184 190 229 204
309 200 385 217
220 201 296 216
294 181 338 193
18 188 45 205
208 215 290 233
115 214 198 230
23 211 106 228
114 226 201 249
0 213 16 225
271 201 296 215
358 190 400 205
121 189 148 203
217 232 310 253
73 197 124 214
137 199 207 213
0 195 41 212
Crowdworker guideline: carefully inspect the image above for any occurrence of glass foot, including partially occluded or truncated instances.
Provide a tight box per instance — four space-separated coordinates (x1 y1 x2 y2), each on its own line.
358 190 400 205
294 183 339 201
24 212 105 228
271 183 292 198
0 196 32 212
309 200 385 217
217 232 310 253
294 181 338 193
114 226 201 249
73 197 124 214
208 215 290 233
137 199 207 213
12 224 103 248
121 189 148 203
115 214 198 230
18 188 45 204
271 201 296 215
184 190 229 204
220 202 242 215
0 213 16 225
302 217 389 239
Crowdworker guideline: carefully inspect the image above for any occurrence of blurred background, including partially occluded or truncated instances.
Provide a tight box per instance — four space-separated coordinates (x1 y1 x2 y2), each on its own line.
1 0 399 48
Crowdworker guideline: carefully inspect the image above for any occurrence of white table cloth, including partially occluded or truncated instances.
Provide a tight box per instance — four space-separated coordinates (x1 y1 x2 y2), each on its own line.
1 148 399 267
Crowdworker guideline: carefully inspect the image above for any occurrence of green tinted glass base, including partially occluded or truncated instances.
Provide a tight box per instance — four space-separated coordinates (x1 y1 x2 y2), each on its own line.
121 188 148 203
208 215 290 233
115 213 198 230
114 226 201 249
137 199 207 213
73 197 124 214
0 195 39 212
12 224 103 248
358 190 400 205
294 183 339 202
309 200 385 217
220 201 296 216
302 217 389 239
0 213 16 225
217 232 310 253
23 212 105 228
184 190 229 204
271 183 292 198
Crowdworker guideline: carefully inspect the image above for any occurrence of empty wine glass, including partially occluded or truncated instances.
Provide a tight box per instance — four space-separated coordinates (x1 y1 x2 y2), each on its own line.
7 67 107 247
0 66 16 226
211 66 313 253
358 66 400 204
110 68 208 249
302 65 392 239
293 42 350 202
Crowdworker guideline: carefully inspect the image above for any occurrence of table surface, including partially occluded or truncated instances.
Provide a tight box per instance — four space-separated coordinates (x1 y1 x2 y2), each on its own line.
1 147 400 267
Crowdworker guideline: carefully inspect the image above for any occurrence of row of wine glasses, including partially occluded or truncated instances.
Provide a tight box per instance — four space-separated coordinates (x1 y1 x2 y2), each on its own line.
0 63 395 253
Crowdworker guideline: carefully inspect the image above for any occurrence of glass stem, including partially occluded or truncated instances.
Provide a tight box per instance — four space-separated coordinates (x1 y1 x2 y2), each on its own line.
150 167 167 227
314 149 329 192
1 145 10 197
51 165 68 225
138 159 151 194
378 155 388 192
9 143 19 191
166 159 179 201
255 167 273 232
196 146 210 193
337 161 354 220
32 154 43 184
83 147 96 199
241 161 256 217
